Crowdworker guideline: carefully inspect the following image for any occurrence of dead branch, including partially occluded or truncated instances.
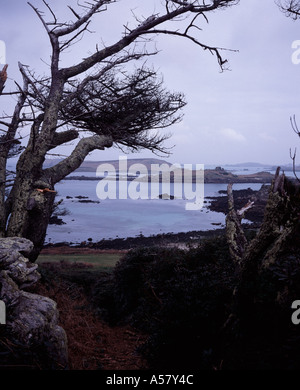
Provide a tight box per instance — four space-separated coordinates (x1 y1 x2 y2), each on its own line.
290 148 300 183
52 0 112 37
237 200 255 217
27 2 51 34
59 21 92 51
225 183 248 264
62 0 238 79
68 6 81 20
141 28 235 69
48 129 79 150
289 116 300 182
0 66 29 156
291 114 300 137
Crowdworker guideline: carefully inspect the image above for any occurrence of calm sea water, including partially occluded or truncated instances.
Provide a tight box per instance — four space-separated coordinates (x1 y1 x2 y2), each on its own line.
45 173 264 244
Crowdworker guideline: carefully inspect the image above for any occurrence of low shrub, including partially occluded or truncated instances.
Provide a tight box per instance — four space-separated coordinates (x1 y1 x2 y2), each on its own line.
109 236 235 369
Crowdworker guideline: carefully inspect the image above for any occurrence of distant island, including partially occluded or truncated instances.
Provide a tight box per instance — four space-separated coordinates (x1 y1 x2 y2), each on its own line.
64 163 275 184
41 158 299 184
135 165 274 184
225 161 300 172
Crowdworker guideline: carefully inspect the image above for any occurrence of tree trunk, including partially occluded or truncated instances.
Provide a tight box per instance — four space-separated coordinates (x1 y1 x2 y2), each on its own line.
5 78 65 260
5 132 59 261
24 186 56 261
6 172 56 261
228 167 299 277
224 167 300 340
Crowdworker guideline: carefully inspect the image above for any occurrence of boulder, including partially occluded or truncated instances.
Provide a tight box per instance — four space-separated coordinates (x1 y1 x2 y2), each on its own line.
0 237 68 369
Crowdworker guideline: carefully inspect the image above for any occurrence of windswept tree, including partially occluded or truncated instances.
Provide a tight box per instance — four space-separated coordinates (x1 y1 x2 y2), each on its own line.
0 0 238 260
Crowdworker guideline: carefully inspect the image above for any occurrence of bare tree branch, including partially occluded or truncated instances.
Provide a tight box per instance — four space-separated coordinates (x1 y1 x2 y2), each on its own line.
59 21 92 52
27 2 50 32
43 134 113 183
141 28 236 68
291 114 300 137
61 0 238 79
48 129 79 150
52 0 113 37
68 6 81 20
225 183 248 264
290 148 300 182
289 115 300 182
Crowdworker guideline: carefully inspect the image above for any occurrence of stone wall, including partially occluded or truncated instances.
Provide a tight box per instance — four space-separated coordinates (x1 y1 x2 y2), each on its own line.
0 237 68 369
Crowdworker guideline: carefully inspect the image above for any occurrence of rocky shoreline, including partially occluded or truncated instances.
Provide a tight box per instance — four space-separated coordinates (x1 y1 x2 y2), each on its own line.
207 184 270 224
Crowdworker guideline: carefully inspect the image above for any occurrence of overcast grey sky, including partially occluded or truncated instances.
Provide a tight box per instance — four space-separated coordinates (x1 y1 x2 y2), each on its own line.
1 0 300 166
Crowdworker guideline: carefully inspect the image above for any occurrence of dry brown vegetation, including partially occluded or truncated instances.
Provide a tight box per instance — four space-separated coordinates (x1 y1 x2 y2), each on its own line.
34 264 148 370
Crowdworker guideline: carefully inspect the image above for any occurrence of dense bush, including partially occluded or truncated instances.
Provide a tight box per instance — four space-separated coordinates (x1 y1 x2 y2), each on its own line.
108 236 236 369
89 229 300 370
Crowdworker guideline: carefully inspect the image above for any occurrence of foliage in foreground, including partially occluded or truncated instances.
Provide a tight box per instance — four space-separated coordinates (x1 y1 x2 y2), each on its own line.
114 239 235 369
90 230 300 370
36 226 300 370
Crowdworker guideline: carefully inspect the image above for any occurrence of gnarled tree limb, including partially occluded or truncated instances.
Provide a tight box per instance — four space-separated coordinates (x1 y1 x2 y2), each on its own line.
43 134 113 184
49 129 79 149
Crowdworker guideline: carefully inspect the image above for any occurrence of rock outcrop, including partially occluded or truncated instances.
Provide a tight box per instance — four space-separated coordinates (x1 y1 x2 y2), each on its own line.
207 184 270 225
0 237 68 369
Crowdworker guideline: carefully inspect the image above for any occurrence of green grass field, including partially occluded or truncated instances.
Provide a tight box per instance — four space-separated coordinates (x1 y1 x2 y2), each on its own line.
37 253 122 272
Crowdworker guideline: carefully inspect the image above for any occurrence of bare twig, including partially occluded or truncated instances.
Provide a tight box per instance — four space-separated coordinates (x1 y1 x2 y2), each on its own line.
27 2 51 33
289 116 300 182
141 28 236 69
290 148 300 183
291 114 300 137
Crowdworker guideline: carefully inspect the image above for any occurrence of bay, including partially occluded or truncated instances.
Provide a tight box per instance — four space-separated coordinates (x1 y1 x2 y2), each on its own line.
45 176 263 244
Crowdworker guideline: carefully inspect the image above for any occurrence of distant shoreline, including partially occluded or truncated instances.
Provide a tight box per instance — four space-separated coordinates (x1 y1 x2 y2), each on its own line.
64 168 275 184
